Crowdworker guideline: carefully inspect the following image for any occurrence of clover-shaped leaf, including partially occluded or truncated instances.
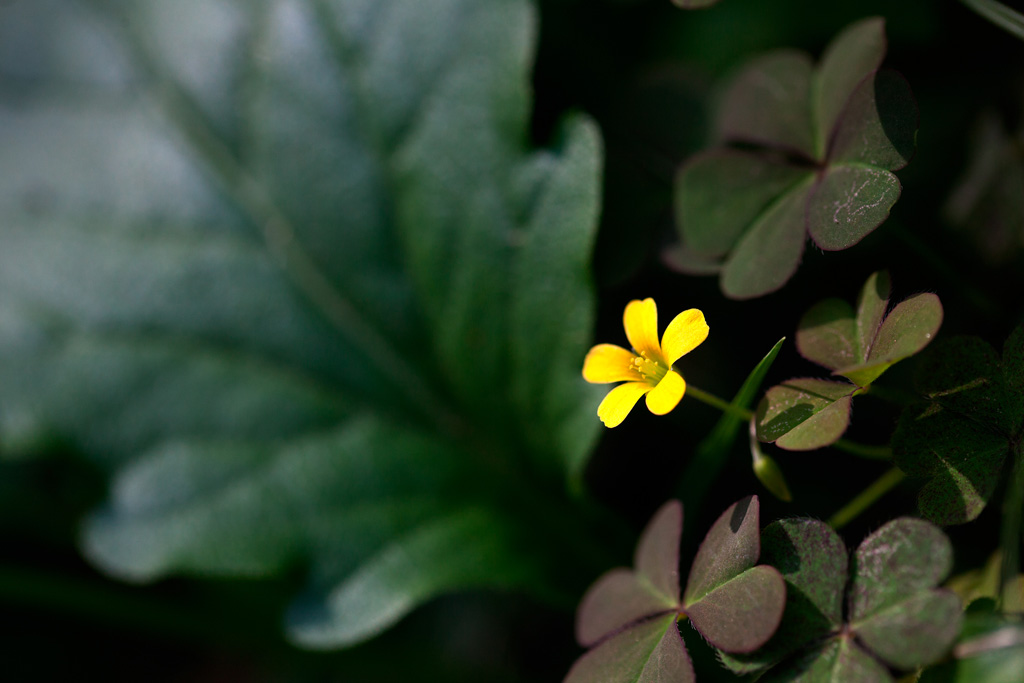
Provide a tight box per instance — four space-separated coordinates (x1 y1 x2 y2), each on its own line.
723 518 962 681
756 271 941 450
894 323 1024 524
567 497 785 683
755 379 855 451
797 271 943 388
576 501 684 649
0 0 604 649
670 18 918 299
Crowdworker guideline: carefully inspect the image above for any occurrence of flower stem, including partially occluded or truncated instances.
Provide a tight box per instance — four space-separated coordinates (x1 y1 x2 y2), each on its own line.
687 384 893 460
685 384 752 421
828 467 907 530
831 440 893 460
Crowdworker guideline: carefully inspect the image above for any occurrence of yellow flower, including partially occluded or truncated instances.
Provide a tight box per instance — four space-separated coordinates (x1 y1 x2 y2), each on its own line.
582 298 709 428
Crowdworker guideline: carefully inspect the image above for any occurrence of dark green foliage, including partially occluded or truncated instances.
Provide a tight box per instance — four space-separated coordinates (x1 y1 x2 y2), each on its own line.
722 518 962 681
894 324 1024 524
946 111 1024 264
669 18 919 299
0 0 604 649
756 271 941 450
567 498 786 683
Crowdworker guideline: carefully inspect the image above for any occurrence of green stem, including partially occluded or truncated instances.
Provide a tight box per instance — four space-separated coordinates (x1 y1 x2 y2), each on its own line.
1000 440 1024 610
686 385 892 460
960 0 1024 42
831 441 893 460
685 384 751 420
828 467 907 530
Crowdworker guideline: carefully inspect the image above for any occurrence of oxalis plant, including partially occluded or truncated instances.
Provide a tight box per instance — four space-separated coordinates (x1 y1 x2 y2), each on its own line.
2 0 1024 681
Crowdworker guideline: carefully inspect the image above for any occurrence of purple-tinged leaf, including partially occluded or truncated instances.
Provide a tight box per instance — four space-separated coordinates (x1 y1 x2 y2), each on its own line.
721 182 812 300
576 500 682 647
815 17 887 152
672 19 916 300
796 271 939 389
853 589 963 669
829 69 917 171
684 496 760 604
718 50 816 159
806 164 901 251
848 517 953 621
576 570 682 647
635 500 683 603
854 270 891 362
840 292 942 387
718 519 849 674
755 379 855 450
797 298 858 371
686 564 786 653
676 150 811 258
565 614 695 683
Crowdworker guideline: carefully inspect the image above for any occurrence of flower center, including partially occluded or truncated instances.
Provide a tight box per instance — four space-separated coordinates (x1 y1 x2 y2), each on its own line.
632 351 668 384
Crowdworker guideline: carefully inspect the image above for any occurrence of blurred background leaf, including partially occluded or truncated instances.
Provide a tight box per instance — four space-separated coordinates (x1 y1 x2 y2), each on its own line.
0 0 610 653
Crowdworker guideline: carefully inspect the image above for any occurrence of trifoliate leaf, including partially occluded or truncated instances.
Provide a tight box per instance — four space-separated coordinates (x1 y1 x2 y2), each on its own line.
893 324 1024 524
722 517 960 678
797 271 943 388
670 18 918 299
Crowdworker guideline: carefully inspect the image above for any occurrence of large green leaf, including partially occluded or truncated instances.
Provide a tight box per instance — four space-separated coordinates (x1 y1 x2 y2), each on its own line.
0 0 604 648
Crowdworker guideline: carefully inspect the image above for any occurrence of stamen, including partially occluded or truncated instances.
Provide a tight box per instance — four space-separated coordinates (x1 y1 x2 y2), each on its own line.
631 351 668 383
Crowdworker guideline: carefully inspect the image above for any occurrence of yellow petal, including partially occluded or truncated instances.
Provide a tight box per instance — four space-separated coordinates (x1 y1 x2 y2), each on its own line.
645 370 686 415
597 381 652 428
582 344 638 384
623 298 662 361
661 308 709 366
